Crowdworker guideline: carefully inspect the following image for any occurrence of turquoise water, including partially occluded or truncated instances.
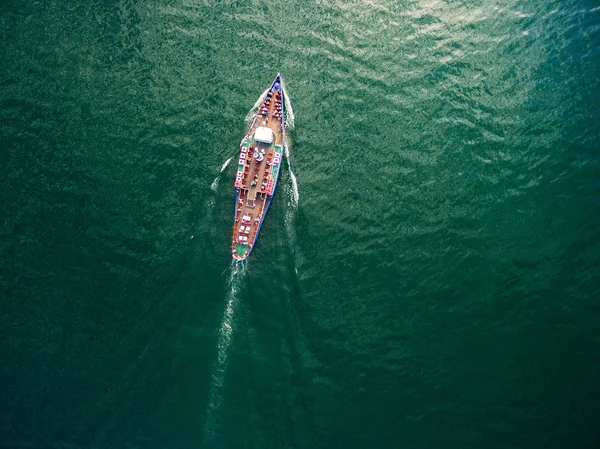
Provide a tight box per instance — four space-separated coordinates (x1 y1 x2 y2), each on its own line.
1 0 599 448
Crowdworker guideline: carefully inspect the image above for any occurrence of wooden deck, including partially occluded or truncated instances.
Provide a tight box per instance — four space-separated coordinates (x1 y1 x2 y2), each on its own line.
232 85 284 260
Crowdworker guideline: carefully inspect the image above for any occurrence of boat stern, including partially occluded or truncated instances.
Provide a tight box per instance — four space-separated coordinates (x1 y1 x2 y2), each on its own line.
232 243 251 261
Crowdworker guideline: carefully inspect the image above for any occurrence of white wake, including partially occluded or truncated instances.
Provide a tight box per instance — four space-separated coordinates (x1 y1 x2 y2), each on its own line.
210 177 219 192
202 264 246 444
281 81 295 131
284 135 299 206
220 156 233 173
210 156 234 192
280 80 298 205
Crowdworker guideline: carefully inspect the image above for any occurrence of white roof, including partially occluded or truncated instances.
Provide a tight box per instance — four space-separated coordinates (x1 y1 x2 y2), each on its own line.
254 126 274 144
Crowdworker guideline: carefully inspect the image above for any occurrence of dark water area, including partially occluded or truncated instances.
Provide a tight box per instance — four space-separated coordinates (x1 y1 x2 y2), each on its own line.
1 0 599 448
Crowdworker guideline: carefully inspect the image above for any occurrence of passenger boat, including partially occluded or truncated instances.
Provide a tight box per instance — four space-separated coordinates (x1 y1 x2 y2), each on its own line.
232 74 286 261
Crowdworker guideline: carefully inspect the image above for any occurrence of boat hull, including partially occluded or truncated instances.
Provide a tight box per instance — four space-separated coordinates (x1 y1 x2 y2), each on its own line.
231 74 286 261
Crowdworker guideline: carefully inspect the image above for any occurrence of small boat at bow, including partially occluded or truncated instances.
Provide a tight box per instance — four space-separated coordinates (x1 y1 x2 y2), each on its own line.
232 74 286 261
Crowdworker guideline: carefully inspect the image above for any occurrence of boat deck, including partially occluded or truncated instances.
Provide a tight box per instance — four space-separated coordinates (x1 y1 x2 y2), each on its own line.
232 84 284 260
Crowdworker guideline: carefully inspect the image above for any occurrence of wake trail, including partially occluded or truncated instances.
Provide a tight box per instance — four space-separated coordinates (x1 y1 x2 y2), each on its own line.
220 156 233 173
280 81 298 206
210 157 234 192
281 81 295 131
202 263 246 445
284 135 299 207
280 82 300 272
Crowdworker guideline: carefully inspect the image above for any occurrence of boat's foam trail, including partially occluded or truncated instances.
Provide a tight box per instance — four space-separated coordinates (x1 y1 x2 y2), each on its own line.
210 177 219 192
284 135 299 206
282 82 295 131
202 263 246 444
281 81 298 205
220 156 233 173
287 158 299 206
210 157 234 192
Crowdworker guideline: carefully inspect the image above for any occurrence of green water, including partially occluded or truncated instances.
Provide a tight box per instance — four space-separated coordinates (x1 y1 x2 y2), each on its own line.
1 1 599 448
